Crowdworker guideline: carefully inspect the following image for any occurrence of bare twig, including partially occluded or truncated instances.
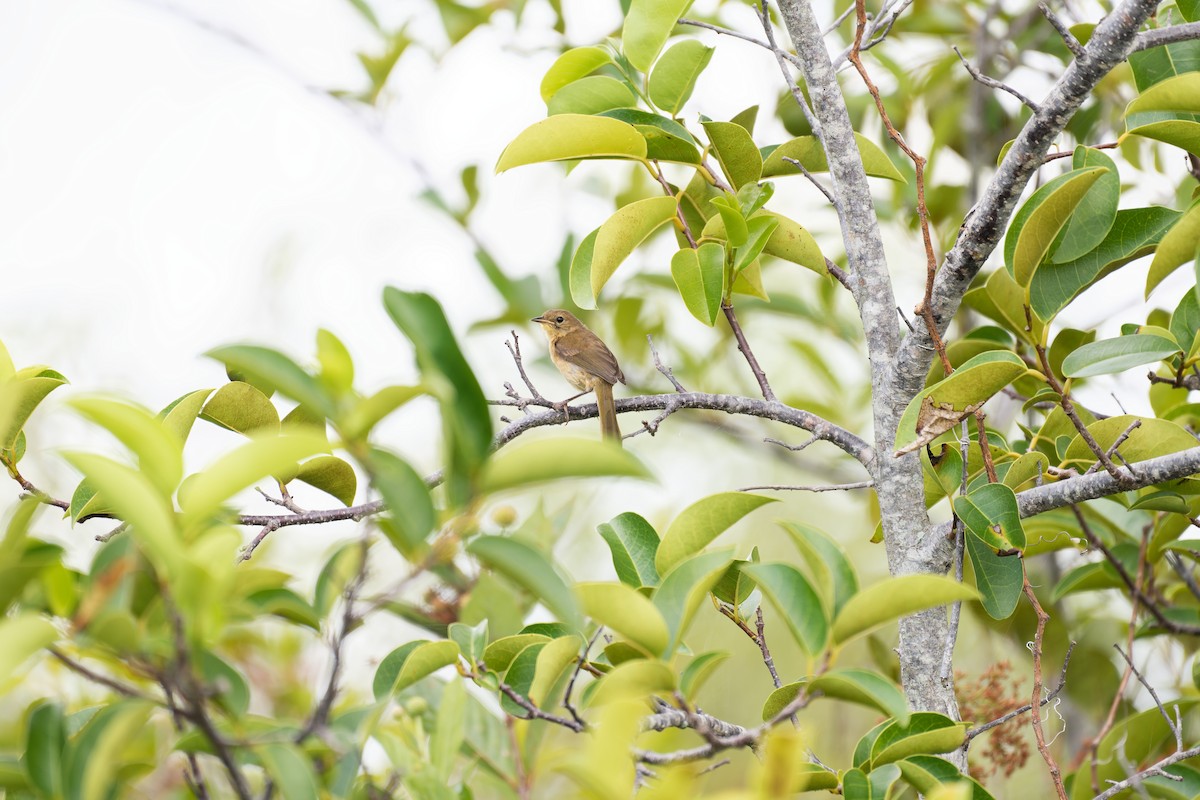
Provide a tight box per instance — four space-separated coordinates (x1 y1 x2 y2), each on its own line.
563 628 603 727
490 670 586 732
781 156 837 204
678 17 802 68
722 303 777 403
1083 419 1141 476
1130 20 1200 54
1023 573 1068 800
1167 552 1200 601
647 335 686 393
764 435 817 452
1113 644 1181 749
963 641 1076 743
941 419 972 681
1093 744 1200 800
755 607 783 691
953 46 1041 111
48 646 157 701
738 480 873 492
1038 3 1086 57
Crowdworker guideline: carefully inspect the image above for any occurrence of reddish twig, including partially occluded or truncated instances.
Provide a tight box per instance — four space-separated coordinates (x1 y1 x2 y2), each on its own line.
1022 571 1068 799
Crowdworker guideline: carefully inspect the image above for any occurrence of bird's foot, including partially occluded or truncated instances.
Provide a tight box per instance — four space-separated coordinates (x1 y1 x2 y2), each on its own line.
551 400 571 425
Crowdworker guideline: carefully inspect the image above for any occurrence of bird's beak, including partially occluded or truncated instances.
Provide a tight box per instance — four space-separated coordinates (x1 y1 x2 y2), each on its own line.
531 316 547 324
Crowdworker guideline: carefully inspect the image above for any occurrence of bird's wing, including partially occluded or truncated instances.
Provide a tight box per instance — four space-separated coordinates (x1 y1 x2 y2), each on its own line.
554 332 624 385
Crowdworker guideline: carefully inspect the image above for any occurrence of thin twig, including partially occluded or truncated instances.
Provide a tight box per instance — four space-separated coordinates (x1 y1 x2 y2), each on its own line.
941 419 972 681
781 156 837 203
48 646 158 701
678 17 802 69
764 435 817 452
563 627 603 727
738 480 873 492
963 641 1076 743
1113 644 1181 749
1023 572 1068 800
1083 419 1141 476
1037 3 1086 57
722 302 777 402
755 607 784 691
1093 744 1200 800
953 46 1041 111
647 335 686 392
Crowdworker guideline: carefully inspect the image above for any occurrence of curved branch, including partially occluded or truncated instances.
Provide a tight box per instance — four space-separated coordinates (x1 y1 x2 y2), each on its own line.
893 0 1163 397
1131 20 1200 53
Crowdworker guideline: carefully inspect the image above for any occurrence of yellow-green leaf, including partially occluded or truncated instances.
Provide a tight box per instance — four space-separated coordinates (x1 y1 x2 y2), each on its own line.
655 492 777 575
540 46 613 102
480 438 652 494
1006 167 1109 287
578 582 669 657
832 576 979 646
591 196 679 299
1147 203 1200 298
496 115 647 173
761 133 905 181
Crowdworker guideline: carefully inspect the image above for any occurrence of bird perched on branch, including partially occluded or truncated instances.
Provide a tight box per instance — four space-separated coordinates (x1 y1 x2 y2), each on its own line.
532 310 624 445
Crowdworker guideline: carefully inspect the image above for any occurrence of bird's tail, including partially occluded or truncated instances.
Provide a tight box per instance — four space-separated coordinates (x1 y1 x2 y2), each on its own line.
595 382 621 446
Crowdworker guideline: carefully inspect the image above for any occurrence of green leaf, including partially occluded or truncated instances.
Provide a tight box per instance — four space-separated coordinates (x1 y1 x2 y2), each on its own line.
670 243 724 326
430 678 466 781
1147 203 1200 297
1050 147 1120 263
200 381 280 436
1060 333 1180 377
780 521 859 617
702 121 762 189
843 764 901 800
372 640 461 699
588 658 675 705
711 558 757 605
651 549 734 653
1005 166 1109 287
294 455 356 506
257 743 320 800
1128 30 1200 91
761 133 905 181
579 582 668 656
340 384 424 441
0 613 55 685
69 700 154 800
597 512 661 588
589 196 679 301
734 215 780 273
178 433 329 523
570 228 600 310
965 534 1023 620
197 649 251 717
526 635 582 708
246 588 321 629
496 114 647 172
0 369 68 451
1128 73 1200 117
448 620 489 666
742 562 828 655
897 756 996 800
832 576 979 646
599 109 701 164
315 328 354 396
1062 415 1197 465
953 483 1025 551
540 46 613 102
480 438 651 494
548 76 637 116
483 633 549 672
468 536 582 631
159 388 213 445
870 713 967 767
71 397 184 499
708 196 748 247
368 448 435 555
1031 206 1181 320
655 491 777 574
621 0 694 72
679 651 729 700
648 39 713 115
701 211 826 274
24 701 66 798
762 669 909 725
383 289 491 508
205 345 334 419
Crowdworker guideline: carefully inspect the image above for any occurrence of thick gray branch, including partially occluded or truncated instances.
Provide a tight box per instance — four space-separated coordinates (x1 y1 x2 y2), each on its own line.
893 0 1163 397
1132 20 1200 52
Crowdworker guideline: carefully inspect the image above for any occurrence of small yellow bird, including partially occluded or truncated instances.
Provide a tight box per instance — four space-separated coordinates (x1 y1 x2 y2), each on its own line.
531 310 624 445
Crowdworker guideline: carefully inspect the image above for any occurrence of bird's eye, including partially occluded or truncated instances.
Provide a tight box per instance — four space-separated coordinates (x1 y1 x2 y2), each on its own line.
555 316 564 323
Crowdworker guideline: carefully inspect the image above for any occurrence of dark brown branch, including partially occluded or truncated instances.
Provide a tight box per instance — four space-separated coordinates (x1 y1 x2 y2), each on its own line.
722 302 777 402
48 646 157 701
953 46 1041 111
1023 573 1068 800
563 628 603 727
754 607 784 692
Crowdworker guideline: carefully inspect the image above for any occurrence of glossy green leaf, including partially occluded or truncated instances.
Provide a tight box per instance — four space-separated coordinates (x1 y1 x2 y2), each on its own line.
597 512 661 588
648 39 713 115
832 576 979 646
742 562 828 655
526 635 582 708
496 114 647 172
197 649 251 717
71 397 183 499
711 558 756 605
622 0 693 72
1027 204 1183 319
468 536 582 631
246 587 320 629
340 384 424 441
965 534 1023 620
1129 73 1200 116
368 448 435 555
480 437 651 494
589 196 678 300
652 549 733 653
897 755 996 800
708 196 748 247
205 345 334 419
257 742 320 800
200 381 280 436
178 433 329 523
548 76 637 116
540 46 613 102
1147 203 1200 297
1062 415 1197 465
588 658 675 705
1005 166 1108 287
578 582 668 656
315 328 354 396
655 491 777 574
159 388 213 445
670 243 724 326
702 120 762 189
24 701 66 798
795 763 841 792
1061 333 1180 377
953 483 1025 551
294 455 357 506
763 669 908 724
448 620 489 666
569 228 600 310
430 678 466 781
871 712 967 767
780 521 859 617
599 109 701 164
1129 119 1200 154
482 633 550 672
70 700 154 800
702 210 825 274
679 651 729 699
383 289 491 507
1128 30 1200 91
733 215 779 273
1050 147 1120 263
843 764 901 800
0 369 67 451
372 640 460 699
761 133 905 181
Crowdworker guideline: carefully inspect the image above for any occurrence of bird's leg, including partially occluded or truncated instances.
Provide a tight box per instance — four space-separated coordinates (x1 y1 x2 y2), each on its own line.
552 390 591 425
